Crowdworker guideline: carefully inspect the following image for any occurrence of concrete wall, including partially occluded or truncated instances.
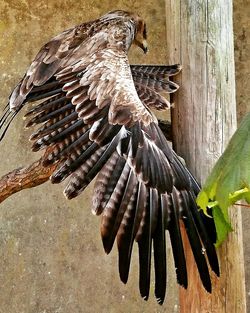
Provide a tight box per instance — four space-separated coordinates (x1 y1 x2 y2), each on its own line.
0 1 178 313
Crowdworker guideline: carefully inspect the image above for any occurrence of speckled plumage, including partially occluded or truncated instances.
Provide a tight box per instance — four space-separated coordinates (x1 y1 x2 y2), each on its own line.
0 10 219 304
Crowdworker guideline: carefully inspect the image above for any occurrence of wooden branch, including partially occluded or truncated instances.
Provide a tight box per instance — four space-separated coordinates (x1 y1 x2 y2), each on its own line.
165 0 246 312
0 149 56 204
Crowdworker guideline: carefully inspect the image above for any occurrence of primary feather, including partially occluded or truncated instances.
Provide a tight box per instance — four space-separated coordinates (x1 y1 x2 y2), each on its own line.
0 10 219 304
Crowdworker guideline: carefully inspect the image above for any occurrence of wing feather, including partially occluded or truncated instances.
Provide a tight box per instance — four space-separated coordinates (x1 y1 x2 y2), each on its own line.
179 189 212 292
117 180 139 283
153 197 167 304
168 190 188 288
93 152 126 215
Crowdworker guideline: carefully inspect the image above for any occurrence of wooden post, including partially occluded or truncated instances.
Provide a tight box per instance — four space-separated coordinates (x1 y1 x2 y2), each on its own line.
165 1 246 312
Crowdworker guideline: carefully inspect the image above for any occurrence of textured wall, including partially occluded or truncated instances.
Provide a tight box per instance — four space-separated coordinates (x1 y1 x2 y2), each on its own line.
0 1 179 313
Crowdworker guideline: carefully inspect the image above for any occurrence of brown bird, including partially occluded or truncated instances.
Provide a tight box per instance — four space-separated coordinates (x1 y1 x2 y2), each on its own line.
0 10 219 304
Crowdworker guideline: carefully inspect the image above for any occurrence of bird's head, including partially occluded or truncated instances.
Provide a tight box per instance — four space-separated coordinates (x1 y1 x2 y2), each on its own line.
102 10 148 54
131 14 148 54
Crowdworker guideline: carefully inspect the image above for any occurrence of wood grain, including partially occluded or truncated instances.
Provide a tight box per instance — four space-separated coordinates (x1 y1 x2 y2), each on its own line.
165 0 246 312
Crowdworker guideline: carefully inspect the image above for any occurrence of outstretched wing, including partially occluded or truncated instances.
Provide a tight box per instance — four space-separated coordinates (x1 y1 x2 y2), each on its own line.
0 25 218 305
9 22 94 110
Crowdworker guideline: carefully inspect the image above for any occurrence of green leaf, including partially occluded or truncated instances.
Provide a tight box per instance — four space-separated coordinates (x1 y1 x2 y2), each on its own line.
196 190 209 212
197 112 250 245
229 187 250 204
212 205 233 247
244 191 250 203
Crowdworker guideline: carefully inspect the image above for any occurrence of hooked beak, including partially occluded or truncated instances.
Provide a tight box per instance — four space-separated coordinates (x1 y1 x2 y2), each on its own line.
133 38 148 54
142 40 148 54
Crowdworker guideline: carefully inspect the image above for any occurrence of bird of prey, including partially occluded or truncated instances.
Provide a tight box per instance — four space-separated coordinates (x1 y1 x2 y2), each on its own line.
0 10 219 304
